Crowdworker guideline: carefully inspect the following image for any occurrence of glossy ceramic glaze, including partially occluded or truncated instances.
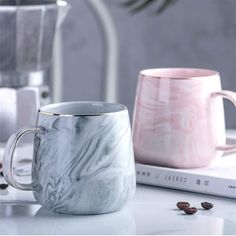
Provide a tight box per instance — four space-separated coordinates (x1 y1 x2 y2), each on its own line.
34 102 136 214
4 102 136 214
133 68 236 168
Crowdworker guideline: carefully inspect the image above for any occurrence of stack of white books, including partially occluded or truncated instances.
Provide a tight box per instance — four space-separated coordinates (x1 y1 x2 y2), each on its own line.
136 131 236 199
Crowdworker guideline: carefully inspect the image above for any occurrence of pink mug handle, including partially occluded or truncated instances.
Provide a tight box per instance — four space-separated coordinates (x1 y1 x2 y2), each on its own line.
212 90 236 153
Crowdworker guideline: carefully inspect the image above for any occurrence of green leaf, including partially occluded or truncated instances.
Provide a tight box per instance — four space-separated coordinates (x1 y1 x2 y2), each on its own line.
156 0 178 14
130 0 158 14
121 0 139 7
122 0 178 15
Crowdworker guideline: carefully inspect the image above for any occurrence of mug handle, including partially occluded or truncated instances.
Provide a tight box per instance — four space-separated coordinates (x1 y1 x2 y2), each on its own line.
3 127 43 191
211 90 236 153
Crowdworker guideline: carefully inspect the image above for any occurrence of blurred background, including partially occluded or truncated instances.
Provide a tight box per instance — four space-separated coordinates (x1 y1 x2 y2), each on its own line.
61 0 236 128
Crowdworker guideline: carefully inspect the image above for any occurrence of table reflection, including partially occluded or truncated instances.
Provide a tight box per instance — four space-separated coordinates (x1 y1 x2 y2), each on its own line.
0 203 136 235
34 207 136 235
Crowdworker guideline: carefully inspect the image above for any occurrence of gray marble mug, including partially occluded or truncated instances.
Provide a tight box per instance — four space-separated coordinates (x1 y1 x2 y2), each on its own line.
3 102 136 214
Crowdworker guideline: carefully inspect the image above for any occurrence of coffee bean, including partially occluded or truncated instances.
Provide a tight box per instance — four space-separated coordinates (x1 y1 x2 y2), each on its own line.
184 207 197 215
201 202 213 210
0 184 8 190
177 201 190 210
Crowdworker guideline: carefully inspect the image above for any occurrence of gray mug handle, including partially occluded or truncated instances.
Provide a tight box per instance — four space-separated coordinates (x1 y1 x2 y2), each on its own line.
3 127 42 191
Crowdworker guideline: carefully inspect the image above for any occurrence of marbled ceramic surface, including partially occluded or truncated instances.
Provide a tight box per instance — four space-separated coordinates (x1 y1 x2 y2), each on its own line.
133 72 227 168
32 111 136 214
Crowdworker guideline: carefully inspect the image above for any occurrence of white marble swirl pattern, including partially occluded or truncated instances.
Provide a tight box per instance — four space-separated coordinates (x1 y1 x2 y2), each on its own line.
133 74 225 168
32 112 136 214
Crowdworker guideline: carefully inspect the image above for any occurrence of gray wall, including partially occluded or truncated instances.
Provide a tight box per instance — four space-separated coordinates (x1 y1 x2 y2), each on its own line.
62 0 236 128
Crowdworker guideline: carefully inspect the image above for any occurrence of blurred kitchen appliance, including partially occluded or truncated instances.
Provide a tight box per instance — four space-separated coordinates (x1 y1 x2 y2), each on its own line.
0 0 69 142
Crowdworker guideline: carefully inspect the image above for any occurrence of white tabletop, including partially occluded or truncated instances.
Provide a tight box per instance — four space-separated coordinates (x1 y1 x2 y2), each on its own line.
0 130 235 235
0 184 235 235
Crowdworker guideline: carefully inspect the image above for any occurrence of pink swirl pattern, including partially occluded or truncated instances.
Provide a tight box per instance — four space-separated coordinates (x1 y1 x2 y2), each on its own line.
133 68 227 168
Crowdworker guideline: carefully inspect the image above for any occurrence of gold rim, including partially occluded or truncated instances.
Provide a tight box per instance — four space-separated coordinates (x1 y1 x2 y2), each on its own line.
140 68 219 80
38 101 128 117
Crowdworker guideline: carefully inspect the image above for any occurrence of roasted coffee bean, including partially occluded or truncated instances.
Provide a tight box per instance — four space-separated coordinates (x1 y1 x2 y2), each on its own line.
0 184 8 190
184 207 197 215
177 201 190 210
201 202 213 210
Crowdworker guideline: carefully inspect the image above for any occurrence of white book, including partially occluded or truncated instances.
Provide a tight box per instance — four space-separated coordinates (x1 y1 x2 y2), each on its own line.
136 131 236 199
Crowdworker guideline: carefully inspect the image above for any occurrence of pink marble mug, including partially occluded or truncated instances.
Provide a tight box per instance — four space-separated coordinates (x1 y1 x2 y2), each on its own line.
133 68 236 168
